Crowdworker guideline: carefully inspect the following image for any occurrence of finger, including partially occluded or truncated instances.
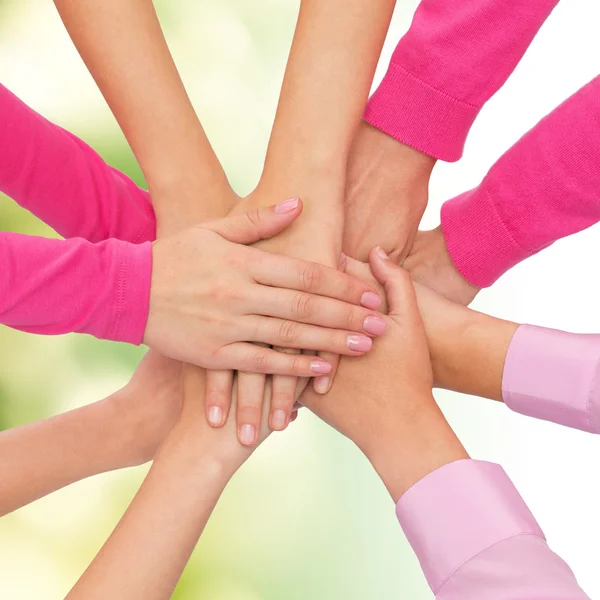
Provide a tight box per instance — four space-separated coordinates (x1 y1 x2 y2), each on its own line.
246 288 386 336
369 246 420 317
247 317 374 356
205 369 234 428
269 348 302 431
313 351 340 394
249 253 381 309
236 370 267 447
201 197 302 244
220 343 333 377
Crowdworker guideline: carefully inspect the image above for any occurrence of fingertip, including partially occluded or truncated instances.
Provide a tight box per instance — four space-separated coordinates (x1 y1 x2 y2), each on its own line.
313 376 331 394
274 196 302 214
207 405 225 428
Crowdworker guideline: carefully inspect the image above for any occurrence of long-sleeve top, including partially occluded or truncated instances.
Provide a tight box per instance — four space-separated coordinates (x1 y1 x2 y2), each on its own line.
502 324 600 434
365 1 600 289
397 459 589 598
0 84 155 344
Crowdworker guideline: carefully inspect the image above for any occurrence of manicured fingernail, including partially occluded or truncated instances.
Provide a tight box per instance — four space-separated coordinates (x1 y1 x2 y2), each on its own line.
208 406 223 427
239 424 256 446
315 376 330 394
275 197 300 213
361 291 381 309
311 360 332 374
375 246 389 259
347 335 372 353
363 315 386 335
272 409 287 430
339 252 347 266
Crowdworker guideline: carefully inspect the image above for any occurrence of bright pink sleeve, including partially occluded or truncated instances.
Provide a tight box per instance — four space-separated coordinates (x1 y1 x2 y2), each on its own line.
0 232 151 345
441 76 600 287
364 0 559 161
396 459 589 599
0 84 156 243
502 325 600 433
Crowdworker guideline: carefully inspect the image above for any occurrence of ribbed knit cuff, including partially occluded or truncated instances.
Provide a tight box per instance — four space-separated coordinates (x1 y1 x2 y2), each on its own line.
441 187 534 288
108 241 153 346
364 62 480 163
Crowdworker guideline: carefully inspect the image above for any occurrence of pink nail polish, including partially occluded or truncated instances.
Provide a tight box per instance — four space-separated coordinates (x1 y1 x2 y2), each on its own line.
208 406 223 427
275 197 300 213
314 376 330 394
347 335 372 353
272 409 287 429
375 246 389 259
239 424 256 445
363 315 386 335
339 252 347 266
361 291 381 309
311 360 332 374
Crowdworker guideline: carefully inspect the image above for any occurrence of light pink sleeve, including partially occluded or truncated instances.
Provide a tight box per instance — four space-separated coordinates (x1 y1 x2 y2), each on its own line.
396 459 589 599
365 0 559 161
502 324 600 433
0 232 151 345
441 76 600 287
0 83 156 243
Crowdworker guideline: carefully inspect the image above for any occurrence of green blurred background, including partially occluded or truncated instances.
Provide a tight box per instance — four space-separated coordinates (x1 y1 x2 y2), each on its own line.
2 0 599 598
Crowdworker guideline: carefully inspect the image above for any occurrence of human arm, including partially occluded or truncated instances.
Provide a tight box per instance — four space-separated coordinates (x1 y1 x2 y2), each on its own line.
0 351 181 518
406 75 600 302
66 361 274 599
53 0 234 230
223 0 395 439
344 0 560 263
302 250 589 599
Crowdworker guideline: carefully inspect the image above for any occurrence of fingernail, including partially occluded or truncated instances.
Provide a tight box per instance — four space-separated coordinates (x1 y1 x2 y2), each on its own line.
272 409 287 430
275 197 300 213
315 376 330 394
363 315 386 335
361 291 381 309
339 252 347 266
208 406 223 427
311 360 332 374
239 424 256 446
375 246 389 260
347 335 372 353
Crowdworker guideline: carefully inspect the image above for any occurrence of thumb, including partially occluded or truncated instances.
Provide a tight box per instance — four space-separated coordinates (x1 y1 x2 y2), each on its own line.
202 197 302 244
368 246 419 318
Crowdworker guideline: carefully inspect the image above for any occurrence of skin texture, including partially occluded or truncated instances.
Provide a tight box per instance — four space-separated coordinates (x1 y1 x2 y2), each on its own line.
301 249 468 502
211 0 396 445
66 367 275 600
145 201 381 373
343 122 436 263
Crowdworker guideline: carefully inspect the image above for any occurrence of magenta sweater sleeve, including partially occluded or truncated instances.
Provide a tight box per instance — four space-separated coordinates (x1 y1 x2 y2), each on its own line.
441 76 600 288
0 232 151 345
0 83 156 243
364 0 559 161
397 460 589 599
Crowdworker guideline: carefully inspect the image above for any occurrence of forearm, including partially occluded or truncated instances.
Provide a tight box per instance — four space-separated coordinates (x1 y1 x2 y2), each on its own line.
0 392 141 517
260 0 395 202
54 0 231 224
67 439 233 600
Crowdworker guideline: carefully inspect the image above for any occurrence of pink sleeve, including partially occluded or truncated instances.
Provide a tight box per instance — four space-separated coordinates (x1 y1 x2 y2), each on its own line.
441 76 600 287
364 0 559 161
0 84 156 243
502 324 600 433
396 459 589 599
0 232 151 345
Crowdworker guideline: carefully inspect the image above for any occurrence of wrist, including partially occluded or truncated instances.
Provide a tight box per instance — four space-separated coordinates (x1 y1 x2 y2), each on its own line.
363 401 468 503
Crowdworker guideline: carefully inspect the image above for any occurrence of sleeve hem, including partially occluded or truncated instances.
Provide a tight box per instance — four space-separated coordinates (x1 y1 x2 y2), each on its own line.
364 62 480 162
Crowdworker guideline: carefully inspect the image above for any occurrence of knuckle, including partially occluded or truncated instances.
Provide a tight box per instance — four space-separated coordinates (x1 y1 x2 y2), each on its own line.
345 307 358 329
328 330 341 350
301 263 321 290
292 292 313 320
251 352 271 372
271 390 294 409
244 209 263 239
290 356 304 375
278 320 299 345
